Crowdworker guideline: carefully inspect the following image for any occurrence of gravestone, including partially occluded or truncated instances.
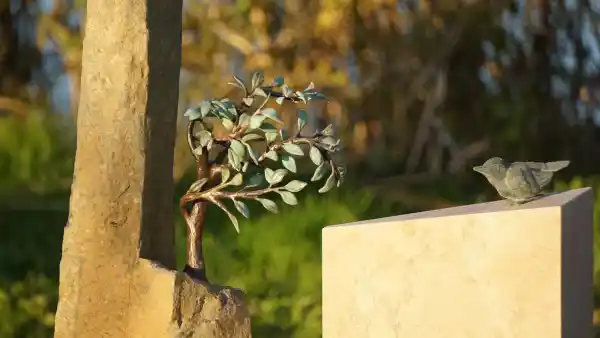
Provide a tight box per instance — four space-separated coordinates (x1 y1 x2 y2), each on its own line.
53 1 251 337
322 188 593 338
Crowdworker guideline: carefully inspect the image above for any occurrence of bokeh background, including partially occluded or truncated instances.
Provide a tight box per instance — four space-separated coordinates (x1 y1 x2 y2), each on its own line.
2 0 600 337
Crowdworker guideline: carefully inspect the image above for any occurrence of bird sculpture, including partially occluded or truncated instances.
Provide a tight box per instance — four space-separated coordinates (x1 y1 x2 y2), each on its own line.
473 157 570 204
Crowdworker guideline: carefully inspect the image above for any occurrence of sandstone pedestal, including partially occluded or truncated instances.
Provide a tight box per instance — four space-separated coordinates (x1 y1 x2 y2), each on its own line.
322 188 593 338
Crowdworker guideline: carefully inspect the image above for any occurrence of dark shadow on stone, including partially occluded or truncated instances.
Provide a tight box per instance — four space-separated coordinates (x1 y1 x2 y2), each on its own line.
561 189 594 338
138 0 184 269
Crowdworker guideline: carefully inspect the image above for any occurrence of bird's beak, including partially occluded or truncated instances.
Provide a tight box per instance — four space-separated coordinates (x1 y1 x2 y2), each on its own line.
473 166 485 173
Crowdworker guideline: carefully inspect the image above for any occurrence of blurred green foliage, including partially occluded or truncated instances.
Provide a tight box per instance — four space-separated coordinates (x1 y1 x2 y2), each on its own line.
0 111 73 196
0 274 56 338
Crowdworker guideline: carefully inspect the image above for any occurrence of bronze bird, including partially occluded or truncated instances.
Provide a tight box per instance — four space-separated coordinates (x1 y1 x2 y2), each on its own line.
473 157 570 204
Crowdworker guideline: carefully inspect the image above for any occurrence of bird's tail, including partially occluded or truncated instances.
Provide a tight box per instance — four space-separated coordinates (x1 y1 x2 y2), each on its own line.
544 161 570 172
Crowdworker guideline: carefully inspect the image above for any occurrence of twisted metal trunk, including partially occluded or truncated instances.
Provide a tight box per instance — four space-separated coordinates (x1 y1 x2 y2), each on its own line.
181 121 211 282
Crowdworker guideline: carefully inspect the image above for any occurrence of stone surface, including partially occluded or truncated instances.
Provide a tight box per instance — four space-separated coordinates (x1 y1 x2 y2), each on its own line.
322 188 593 338
53 0 251 337
171 267 252 338
128 260 252 338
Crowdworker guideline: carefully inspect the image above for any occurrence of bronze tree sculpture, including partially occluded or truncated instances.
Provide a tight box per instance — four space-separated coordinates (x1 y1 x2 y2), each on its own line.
180 72 345 282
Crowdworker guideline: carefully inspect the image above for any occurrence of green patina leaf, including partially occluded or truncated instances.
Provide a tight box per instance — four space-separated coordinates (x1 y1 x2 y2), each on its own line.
282 180 308 193
221 167 231 184
261 108 281 122
282 84 292 97
238 113 251 127
189 178 209 192
281 155 297 173
272 76 284 86
229 173 243 186
264 168 275 183
184 107 202 121
184 100 212 120
311 162 327 181
265 131 278 144
233 199 250 218
264 150 278 161
297 109 308 131
230 139 246 158
253 87 267 97
250 114 267 129
277 190 298 205
309 146 323 165
282 143 304 156
320 136 338 146
321 124 334 136
265 168 287 185
251 71 264 91
295 91 307 103
221 118 235 131
242 133 263 142
256 198 278 213
227 212 240 233
232 75 247 93
318 172 336 193
243 141 260 165
228 149 242 171
196 130 212 147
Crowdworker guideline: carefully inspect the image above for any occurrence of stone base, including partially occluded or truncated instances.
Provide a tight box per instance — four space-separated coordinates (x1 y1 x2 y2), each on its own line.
322 188 593 338
171 270 252 338
55 258 252 338
131 260 252 338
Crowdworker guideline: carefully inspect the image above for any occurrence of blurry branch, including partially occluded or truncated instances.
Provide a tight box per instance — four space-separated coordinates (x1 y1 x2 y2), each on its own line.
0 97 29 117
405 67 489 174
405 70 446 173
402 26 463 107
210 21 255 56
448 139 490 172
404 24 487 175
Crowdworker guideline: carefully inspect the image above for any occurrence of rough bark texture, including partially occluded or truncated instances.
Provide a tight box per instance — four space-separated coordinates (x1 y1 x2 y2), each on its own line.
53 1 251 337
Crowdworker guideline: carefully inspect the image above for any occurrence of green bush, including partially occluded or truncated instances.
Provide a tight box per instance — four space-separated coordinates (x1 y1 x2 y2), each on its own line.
0 111 74 197
0 274 56 338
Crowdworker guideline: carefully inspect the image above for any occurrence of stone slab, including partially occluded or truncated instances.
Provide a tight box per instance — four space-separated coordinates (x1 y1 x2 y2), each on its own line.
322 188 594 338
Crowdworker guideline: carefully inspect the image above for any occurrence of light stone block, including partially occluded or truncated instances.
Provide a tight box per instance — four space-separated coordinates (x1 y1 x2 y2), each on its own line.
322 188 593 338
